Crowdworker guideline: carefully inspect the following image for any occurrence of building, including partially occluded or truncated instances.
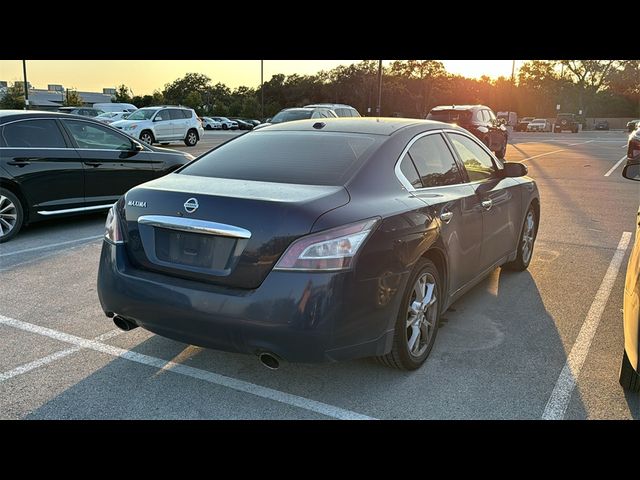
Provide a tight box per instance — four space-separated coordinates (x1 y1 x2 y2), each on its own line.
0 82 116 111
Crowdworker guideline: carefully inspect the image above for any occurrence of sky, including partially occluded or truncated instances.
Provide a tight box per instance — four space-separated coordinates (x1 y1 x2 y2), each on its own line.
0 60 521 95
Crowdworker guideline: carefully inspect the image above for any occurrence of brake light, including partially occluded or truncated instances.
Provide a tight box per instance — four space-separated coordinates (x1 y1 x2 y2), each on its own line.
274 218 379 271
104 205 123 244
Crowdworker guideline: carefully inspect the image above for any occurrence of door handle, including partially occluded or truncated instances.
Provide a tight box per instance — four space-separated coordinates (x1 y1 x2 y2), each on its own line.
84 161 101 167
440 211 454 224
481 199 493 210
7 160 31 166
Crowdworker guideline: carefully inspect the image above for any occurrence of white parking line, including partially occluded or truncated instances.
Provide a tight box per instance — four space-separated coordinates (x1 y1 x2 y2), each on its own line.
0 329 121 383
0 315 375 420
568 140 594 146
604 155 628 177
520 149 566 163
0 235 103 258
542 232 632 420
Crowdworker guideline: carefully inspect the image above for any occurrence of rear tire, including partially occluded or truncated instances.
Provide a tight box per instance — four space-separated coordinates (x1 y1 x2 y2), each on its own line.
184 129 198 147
504 204 537 271
222 124 228 130
619 350 640 392
377 258 441 370
0 188 24 243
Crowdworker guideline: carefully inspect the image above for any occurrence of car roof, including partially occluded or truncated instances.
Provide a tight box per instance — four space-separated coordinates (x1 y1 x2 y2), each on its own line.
304 103 356 109
280 107 330 112
0 109 120 125
429 105 488 111
253 117 454 136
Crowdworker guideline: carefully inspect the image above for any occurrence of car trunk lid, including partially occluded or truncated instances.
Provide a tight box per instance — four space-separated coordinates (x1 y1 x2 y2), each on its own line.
122 173 350 289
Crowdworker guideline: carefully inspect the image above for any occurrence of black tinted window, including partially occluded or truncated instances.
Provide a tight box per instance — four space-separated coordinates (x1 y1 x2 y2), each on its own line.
154 110 170 122
168 109 184 120
407 134 462 187
270 110 313 123
447 133 495 182
399 156 422 189
180 131 383 186
1 119 66 148
427 110 471 123
181 109 193 119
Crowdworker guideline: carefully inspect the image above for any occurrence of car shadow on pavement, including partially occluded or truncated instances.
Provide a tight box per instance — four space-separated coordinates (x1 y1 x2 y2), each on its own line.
25 267 594 420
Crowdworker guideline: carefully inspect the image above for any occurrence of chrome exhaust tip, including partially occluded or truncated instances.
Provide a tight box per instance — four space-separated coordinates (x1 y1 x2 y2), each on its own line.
113 315 138 332
258 352 280 370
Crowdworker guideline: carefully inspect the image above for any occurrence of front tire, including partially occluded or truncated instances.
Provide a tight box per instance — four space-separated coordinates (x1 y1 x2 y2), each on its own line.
619 350 640 392
503 204 537 271
140 130 155 145
0 189 24 243
378 258 441 370
184 129 198 147
222 124 228 130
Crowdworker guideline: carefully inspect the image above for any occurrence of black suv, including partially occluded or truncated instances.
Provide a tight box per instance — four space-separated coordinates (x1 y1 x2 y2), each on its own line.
0 110 195 242
427 105 509 159
554 113 579 133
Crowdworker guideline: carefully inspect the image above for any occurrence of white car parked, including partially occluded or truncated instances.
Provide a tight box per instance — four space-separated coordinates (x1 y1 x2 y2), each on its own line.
526 118 551 132
111 106 205 146
201 117 223 130
209 116 238 130
95 111 131 124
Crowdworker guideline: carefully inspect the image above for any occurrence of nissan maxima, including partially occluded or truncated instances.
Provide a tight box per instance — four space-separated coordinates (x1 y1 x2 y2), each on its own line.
97 118 540 370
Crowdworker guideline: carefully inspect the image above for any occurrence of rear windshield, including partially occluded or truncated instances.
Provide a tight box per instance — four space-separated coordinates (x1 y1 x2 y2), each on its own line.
179 131 383 186
427 110 472 123
271 110 313 123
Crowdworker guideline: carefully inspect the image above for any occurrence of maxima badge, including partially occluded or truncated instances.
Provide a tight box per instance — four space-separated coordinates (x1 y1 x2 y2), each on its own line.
127 200 147 208
184 197 199 213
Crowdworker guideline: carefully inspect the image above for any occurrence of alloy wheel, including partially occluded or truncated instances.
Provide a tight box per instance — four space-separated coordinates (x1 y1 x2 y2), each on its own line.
187 132 197 145
521 210 536 264
141 133 153 144
406 272 438 358
0 194 18 238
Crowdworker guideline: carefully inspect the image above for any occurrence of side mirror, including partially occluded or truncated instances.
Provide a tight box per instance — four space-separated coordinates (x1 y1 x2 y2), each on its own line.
153 116 162 122
502 162 528 178
265 118 271 123
132 142 144 151
622 161 640 181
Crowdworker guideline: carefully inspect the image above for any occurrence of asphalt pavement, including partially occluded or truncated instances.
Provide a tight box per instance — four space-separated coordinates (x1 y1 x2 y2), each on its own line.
0 129 638 419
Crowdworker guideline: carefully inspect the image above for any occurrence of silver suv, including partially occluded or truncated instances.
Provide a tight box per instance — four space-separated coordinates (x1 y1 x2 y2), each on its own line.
111 106 205 146
304 103 360 117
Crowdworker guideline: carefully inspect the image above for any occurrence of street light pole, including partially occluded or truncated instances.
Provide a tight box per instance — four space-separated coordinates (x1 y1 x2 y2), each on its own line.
510 59 516 114
22 60 29 110
376 60 383 117
260 60 264 120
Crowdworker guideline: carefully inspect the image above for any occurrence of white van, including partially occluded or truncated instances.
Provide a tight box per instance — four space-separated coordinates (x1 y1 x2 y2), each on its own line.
93 102 138 113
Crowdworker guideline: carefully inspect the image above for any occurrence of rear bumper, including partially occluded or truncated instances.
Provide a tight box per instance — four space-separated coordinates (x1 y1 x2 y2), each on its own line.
97 241 406 363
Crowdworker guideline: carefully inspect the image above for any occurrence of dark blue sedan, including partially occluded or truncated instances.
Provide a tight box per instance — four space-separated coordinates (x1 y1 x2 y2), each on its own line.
97 118 540 370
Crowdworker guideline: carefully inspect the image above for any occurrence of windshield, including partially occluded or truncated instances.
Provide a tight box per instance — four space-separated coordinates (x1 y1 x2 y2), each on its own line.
126 109 158 120
426 110 472 123
532 119 545 123
270 110 313 123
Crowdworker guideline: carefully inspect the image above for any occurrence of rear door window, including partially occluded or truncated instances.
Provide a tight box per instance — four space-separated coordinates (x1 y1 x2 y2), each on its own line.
406 133 462 187
1 119 67 148
179 131 384 186
168 109 185 120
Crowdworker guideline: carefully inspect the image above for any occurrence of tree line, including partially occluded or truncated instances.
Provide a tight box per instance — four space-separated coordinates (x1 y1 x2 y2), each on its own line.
2 60 638 119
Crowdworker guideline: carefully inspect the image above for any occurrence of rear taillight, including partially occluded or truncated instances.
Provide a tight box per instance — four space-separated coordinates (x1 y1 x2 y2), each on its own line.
274 218 379 271
104 205 123 244
630 131 640 160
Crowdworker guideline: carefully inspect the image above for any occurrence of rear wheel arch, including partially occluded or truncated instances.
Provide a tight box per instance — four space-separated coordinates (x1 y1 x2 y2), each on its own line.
0 179 29 224
421 247 449 306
